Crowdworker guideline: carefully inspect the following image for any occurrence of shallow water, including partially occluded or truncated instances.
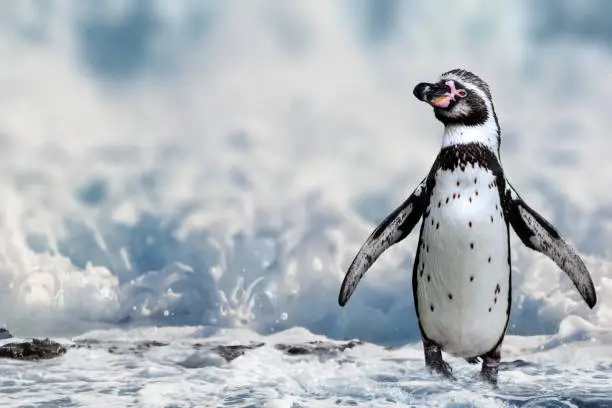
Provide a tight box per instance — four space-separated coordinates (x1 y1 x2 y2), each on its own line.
2 326 612 407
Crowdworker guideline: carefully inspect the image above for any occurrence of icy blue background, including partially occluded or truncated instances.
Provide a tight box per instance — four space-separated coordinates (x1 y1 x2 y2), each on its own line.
0 0 610 346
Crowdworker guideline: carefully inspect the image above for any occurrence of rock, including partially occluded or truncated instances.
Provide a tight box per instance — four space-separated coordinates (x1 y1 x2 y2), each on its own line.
0 338 66 360
0 327 12 340
107 340 168 355
209 342 265 362
71 339 168 356
274 340 362 357
192 339 362 363
499 359 533 370
0 332 364 363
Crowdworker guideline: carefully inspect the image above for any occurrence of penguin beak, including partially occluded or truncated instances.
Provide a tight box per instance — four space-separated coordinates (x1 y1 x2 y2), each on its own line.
413 82 453 108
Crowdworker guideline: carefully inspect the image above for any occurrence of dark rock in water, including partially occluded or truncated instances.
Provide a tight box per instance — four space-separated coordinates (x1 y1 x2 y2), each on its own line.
499 359 533 370
196 340 362 363
107 340 168 355
71 339 168 356
193 342 265 362
0 327 12 340
0 338 66 360
0 333 363 363
274 340 362 357
214 342 266 362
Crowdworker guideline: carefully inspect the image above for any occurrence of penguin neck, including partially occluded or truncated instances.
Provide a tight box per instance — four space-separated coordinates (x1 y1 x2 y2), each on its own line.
441 122 500 158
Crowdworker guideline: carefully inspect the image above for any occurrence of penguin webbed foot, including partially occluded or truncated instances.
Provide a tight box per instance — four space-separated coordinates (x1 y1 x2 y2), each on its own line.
423 340 455 380
465 356 481 365
479 348 501 388
428 359 455 380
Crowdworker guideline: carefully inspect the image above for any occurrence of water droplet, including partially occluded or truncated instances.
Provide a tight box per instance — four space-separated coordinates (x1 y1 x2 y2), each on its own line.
210 265 223 282
280 312 288 321
163 310 169 317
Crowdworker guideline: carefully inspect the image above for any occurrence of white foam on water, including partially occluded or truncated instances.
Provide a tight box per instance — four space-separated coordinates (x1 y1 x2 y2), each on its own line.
1 325 611 407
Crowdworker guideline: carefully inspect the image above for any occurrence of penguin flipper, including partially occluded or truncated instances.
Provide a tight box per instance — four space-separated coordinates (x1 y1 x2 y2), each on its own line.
338 179 428 306
506 182 597 309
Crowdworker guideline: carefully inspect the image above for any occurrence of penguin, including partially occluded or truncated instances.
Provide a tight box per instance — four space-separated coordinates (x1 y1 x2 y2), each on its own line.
337 68 597 385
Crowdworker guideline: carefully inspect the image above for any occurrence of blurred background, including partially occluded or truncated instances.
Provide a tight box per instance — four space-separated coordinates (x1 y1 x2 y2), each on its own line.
0 0 610 344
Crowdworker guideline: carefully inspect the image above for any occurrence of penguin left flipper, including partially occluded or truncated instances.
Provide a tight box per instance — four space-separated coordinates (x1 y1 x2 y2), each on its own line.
338 179 428 306
505 181 597 309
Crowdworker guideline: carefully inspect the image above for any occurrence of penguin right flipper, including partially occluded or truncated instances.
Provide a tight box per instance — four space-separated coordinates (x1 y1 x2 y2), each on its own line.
338 179 428 306
505 182 597 309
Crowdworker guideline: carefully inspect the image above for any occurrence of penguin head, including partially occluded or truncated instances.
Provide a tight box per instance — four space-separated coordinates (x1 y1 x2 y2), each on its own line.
413 69 498 129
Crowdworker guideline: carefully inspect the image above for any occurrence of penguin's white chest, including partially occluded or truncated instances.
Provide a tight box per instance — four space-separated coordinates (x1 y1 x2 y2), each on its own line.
416 166 510 358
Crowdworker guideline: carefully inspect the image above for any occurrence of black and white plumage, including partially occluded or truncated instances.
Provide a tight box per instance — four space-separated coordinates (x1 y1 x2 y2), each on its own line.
338 68 597 385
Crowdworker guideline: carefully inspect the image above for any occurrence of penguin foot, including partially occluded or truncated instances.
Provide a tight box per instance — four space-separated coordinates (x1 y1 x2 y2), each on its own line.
423 340 455 380
465 357 481 365
479 349 501 387
428 359 455 380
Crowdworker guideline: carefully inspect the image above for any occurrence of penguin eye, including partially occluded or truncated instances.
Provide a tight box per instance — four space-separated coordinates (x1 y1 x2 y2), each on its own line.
457 90 467 98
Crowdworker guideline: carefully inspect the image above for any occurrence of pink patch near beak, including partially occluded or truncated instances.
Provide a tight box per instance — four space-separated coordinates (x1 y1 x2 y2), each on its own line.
429 81 465 108
431 95 452 108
